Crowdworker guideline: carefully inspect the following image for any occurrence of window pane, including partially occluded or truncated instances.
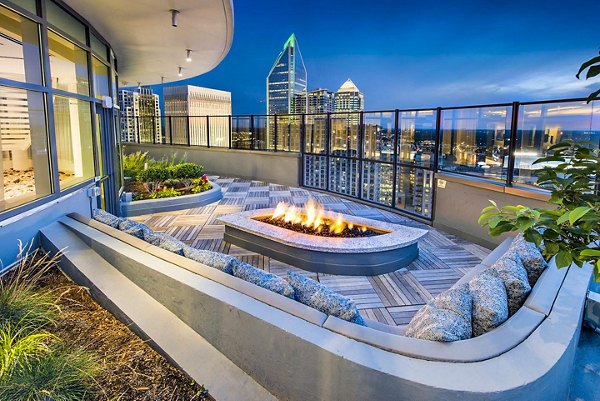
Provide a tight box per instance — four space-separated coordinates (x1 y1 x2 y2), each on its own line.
396 166 434 219
304 114 327 154
48 30 89 95
46 0 85 43
11 0 37 15
0 86 52 212
398 110 436 168
92 56 109 99
90 33 108 61
275 115 301 152
439 106 512 181
330 113 358 156
53 95 95 188
514 101 600 185
363 112 394 162
0 5 42 84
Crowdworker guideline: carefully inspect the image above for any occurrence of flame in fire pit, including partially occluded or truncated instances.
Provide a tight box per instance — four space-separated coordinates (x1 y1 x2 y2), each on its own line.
270 198 366 234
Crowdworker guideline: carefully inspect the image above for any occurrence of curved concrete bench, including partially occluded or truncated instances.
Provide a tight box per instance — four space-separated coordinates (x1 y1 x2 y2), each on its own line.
120 181 222 217
62 213 592 400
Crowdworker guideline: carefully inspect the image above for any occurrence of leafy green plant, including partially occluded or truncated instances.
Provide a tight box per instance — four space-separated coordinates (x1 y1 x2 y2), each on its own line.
479 140 600 279
576 51 600 103
122 151 148 179
0 244 60 332
150 186 181 199
0 325 55 379
137 165 171 193
169 163 205 190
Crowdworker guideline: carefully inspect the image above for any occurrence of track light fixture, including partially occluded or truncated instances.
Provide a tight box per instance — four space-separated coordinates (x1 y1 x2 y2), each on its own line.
186 49 192 62
178 66 183 77
170 9 180 27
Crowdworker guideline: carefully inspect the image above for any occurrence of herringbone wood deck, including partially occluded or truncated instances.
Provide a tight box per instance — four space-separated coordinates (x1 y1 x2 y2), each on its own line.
132 176 490 328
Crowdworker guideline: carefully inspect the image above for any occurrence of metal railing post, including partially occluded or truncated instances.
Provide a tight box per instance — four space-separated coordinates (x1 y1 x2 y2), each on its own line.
357 111 364 200
206 115 211 148
391 109 400 209
186 116 191 147
433 107 442 172
168 116 173 145
228 115 233 149
152 116 156 144
326 112 331 192
300 113 306 154
250 115 255 150
506 102 520 186
274 114 278 152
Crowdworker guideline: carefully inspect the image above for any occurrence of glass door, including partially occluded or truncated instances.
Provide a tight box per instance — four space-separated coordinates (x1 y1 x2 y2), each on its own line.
94 104 119 213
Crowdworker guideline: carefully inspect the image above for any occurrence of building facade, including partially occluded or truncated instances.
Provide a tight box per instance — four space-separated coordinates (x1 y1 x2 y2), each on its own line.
306 88 334 113
334 79 364 113
164 85 232 148
266 33 307 115
118 88 161 143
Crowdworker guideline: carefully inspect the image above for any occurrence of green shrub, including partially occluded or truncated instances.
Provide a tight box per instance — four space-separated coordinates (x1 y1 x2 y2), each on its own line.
0 245 59 332
169 163 204 190
0 344 100 401
150 186 181 199
122 151 148 179
0 325 55 378
137 165 171 193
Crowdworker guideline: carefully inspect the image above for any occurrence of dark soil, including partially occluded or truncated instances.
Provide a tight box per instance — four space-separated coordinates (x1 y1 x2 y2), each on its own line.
257 217 382 238
41 270 213 401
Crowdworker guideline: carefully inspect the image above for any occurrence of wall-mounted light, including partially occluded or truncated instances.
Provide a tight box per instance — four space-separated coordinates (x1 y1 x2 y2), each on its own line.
186 49 192 62
170 9 180 27
161 76 165 84
178 67 183 77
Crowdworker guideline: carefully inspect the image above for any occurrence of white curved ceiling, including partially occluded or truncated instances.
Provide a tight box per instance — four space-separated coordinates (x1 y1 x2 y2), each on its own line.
63 0 234 86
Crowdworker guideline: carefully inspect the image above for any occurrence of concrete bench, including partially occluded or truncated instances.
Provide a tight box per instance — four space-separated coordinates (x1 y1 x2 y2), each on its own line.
62 212 592 401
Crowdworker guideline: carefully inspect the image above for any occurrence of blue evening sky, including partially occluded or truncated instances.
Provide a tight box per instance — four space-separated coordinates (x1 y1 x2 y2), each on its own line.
151 0 599 114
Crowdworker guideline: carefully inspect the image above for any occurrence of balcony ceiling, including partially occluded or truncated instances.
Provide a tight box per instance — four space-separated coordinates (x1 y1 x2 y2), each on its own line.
63 0 233 86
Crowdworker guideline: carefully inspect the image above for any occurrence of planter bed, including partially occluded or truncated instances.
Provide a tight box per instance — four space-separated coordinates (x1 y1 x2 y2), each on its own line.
120 181 222 217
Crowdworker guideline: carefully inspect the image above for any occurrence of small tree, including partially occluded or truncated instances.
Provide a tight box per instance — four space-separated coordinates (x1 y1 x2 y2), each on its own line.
479 141 600 279
576 51 600 103
137 165 170 194
169 163 204 191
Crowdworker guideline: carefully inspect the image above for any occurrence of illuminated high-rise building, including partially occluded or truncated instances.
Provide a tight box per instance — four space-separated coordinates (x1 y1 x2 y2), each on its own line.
333 79 364 113
266 33 307 115
119 88 161 143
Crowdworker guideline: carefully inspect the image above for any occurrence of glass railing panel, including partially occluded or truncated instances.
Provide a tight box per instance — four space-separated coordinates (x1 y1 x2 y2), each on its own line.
305 114 328 154
396 166 434 219
514 100 600 185
253 115 272 150
188 116 207 146
330 112 359 157
398 109 436 168
208 116 230 148
363 111 395 162
303 155 327 190
438 105 512 181
231 116 252 149
329 156 359 197
362 161 393 206
276 114 301 152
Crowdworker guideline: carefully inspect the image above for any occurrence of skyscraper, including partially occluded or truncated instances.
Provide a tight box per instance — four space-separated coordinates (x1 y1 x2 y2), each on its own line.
118 88 161 143
307 88 334 113
164 85 232 147
334 79 364 113
266 33 307 115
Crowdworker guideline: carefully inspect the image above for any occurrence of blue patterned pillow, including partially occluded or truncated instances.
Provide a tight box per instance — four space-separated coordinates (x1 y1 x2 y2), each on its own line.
144 231 185 255
287 271 365 325
92 209 123 228
118 219 153 239
183 246 238 275
232 262 294 298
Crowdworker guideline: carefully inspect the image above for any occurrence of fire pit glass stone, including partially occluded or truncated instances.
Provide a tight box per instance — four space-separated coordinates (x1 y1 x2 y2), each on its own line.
218 205 428 276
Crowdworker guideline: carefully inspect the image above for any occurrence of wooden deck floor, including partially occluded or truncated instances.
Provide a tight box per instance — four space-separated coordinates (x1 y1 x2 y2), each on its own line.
132 176 490 328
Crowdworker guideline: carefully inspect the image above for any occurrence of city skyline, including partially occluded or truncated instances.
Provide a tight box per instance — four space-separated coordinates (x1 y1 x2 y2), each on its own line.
145 0 599 115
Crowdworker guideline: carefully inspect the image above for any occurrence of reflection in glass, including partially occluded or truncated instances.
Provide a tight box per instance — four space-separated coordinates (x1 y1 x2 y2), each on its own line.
276 114 301 152
208 116 230 148
53 96 95 188
439 106 512 180
363 112 395 162
398 110 436 168
305 114 327 154
330 113 358 156
92 56 110 99
362 162 393 206
396 166 434 219
514 101 600 185
0 6 42 84
0 86 51 212
46 0 85 43
48 30 89 95
253 116 271 150
91 33 108 61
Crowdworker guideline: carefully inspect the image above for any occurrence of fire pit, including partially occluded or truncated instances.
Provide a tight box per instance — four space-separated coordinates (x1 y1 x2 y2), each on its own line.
218 199 428 276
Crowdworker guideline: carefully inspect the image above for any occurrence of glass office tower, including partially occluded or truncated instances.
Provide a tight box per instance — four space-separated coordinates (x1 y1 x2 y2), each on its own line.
266 33 307 115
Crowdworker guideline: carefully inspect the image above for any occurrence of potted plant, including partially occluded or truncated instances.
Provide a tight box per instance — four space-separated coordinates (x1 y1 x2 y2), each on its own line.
478 140 600 280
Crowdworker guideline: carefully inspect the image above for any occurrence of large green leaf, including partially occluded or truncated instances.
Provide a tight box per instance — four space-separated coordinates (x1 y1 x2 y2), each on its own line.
580 249 600 257
555 251 573 268
568 206 592 225
586 65 600 79
576 55 600 78
556 211 571 225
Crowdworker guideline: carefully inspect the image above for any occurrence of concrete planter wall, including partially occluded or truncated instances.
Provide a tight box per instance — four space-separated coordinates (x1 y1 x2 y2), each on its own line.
120 182 222 217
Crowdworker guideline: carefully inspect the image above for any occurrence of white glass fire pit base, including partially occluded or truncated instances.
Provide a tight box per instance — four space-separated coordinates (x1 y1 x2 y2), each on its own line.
218 208 428 276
